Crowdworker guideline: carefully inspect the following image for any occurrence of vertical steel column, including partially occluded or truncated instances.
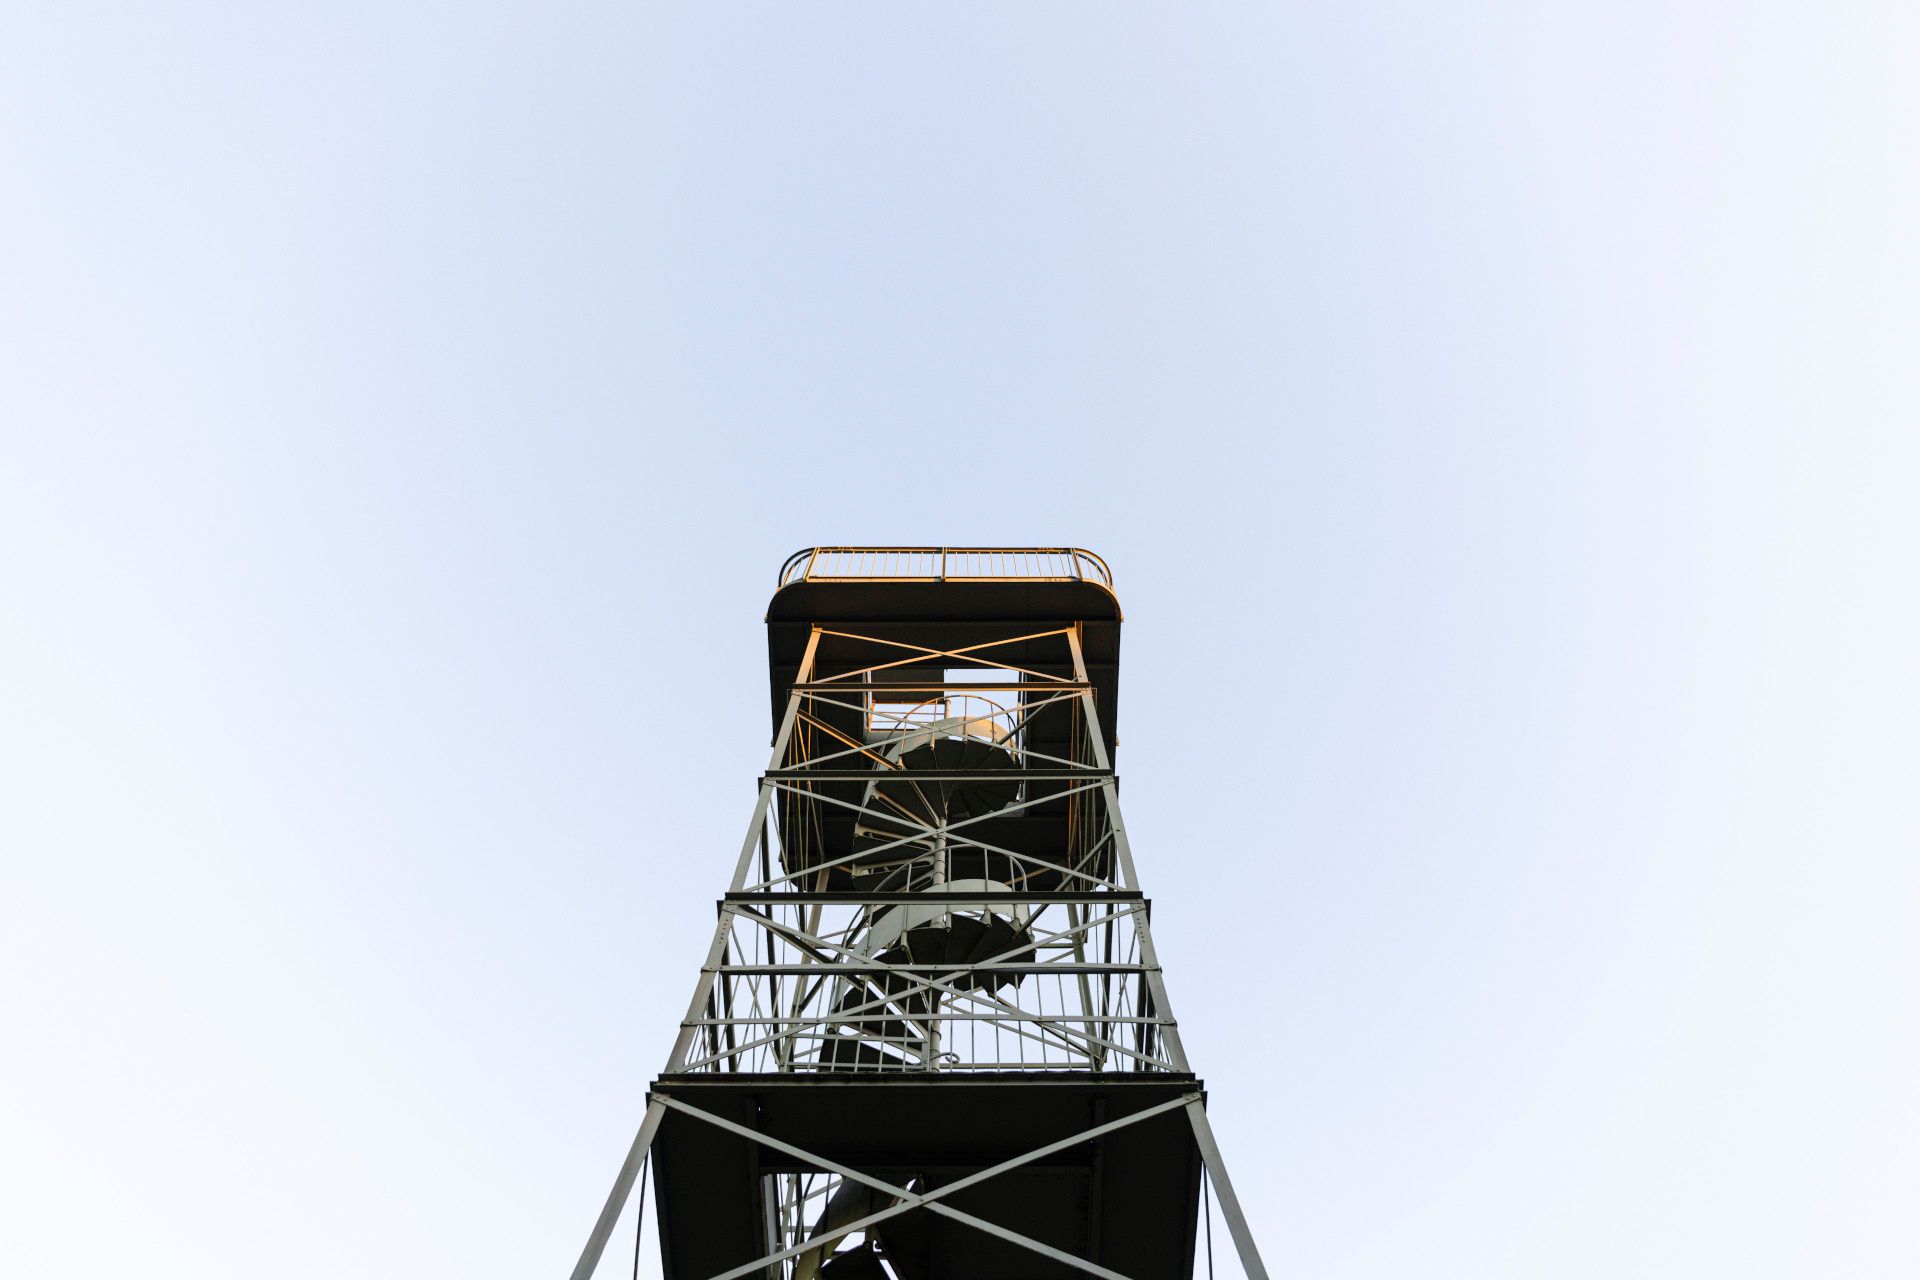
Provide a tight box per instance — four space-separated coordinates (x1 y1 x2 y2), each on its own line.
1064 628 1189 1072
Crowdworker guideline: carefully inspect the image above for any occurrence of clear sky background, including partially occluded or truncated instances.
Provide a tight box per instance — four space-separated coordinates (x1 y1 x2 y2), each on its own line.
3 5 1918 1278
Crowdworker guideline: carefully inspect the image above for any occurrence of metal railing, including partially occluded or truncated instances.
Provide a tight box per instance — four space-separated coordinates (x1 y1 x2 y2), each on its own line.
682 895 1168 1077
778 546 1113 588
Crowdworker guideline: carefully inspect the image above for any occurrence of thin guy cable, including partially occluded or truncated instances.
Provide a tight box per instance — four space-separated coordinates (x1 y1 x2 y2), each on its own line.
631 1151 649 1280
1204 1165 1215 1280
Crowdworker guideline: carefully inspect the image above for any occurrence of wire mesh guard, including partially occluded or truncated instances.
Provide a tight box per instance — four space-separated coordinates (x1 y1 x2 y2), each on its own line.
684 647 1174 1081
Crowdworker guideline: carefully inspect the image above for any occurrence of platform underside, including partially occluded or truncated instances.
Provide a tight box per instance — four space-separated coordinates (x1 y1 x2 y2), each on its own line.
766 579 1122 753
649 1074 1203 1280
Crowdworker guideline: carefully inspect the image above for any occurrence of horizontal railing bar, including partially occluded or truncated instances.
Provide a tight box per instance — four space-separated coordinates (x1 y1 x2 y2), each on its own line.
693 1016 1166 1026
777 546 1114 588
658 1070 1197 1082
767 769 1109 781
697 1067 1174 1078
723 892 1140 904
710 964 1155 975
729 1063 1168 1073
798 683 1092 693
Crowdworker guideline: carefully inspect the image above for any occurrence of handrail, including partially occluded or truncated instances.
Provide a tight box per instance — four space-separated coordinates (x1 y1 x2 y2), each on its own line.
777 546 1113 589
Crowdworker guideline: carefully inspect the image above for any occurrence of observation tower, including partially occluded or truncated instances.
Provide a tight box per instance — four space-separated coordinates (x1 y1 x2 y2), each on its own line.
571 547 1268 1280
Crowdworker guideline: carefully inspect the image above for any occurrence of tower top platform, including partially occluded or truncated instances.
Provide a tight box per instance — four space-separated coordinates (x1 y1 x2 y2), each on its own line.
764 546 1124 753
768 546 1121 623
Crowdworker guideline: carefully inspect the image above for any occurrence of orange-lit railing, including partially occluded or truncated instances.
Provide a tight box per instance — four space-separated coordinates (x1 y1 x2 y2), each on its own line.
778 546 1113 588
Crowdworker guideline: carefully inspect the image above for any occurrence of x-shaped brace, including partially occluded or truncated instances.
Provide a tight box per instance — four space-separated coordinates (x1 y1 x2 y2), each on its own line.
657 1089 1202 1280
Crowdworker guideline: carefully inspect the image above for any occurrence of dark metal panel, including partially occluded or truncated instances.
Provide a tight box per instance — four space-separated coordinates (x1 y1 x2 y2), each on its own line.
648 1077 1202 1280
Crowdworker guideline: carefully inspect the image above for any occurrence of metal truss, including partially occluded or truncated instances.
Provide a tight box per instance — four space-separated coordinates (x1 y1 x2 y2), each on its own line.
671 1091 1197 1280
571 623 1269 1280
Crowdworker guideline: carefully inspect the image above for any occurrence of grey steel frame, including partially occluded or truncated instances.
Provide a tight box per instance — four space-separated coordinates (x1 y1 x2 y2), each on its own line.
570 623 1267 1280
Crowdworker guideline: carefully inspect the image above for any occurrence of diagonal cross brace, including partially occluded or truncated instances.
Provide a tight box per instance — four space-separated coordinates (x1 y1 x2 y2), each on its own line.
750 777 1107 890
806 628 1077 687
655 1089 1201 1280
687 906 1171 1072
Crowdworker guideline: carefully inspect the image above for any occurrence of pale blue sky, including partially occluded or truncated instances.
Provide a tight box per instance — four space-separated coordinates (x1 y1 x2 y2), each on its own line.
3 5 1918 1278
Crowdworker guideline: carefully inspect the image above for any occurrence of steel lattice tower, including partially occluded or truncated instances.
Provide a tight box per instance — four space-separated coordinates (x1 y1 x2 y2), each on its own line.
571 547 1268 1280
